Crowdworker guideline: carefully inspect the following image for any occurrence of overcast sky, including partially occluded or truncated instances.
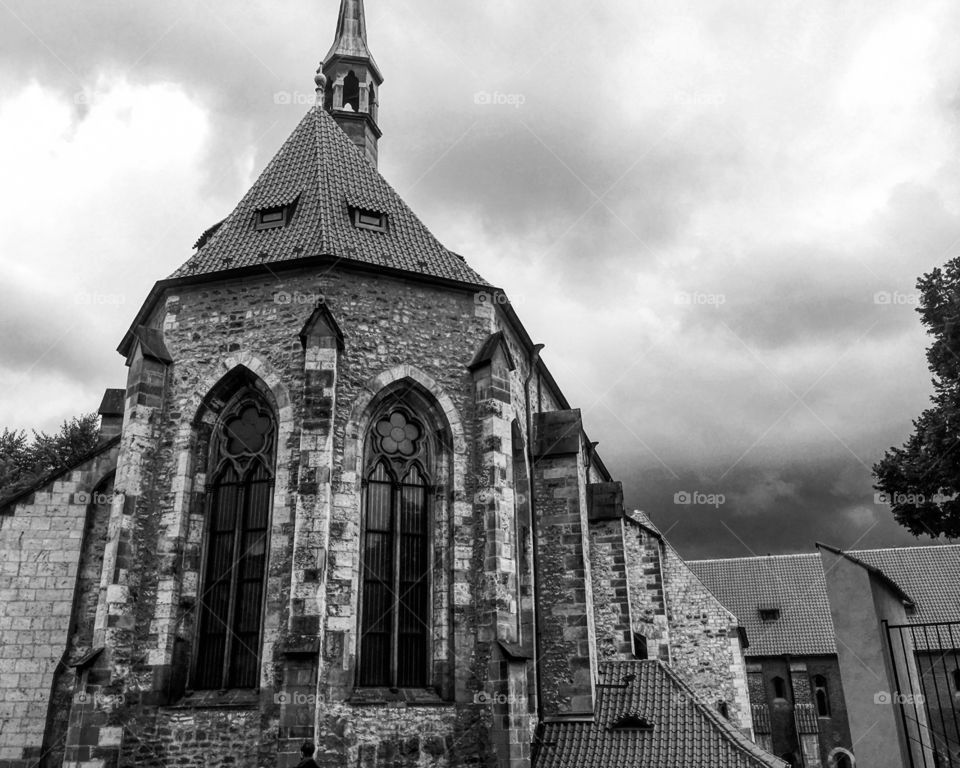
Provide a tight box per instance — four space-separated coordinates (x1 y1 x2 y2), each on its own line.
2 0 959 558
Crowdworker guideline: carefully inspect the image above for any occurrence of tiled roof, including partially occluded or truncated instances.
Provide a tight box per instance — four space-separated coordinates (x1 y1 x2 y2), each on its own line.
751 704 771 734
852 546 960 625
689 545 960 657
689 554 835 656
536 661 785 768
170 107 488 287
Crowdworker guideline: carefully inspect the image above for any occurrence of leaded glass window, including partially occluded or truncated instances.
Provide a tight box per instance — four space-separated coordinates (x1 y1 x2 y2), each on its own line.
194 393 275 690
358 407 431 687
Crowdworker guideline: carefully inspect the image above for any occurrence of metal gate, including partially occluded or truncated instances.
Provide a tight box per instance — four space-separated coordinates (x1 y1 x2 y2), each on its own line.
886 620 960 767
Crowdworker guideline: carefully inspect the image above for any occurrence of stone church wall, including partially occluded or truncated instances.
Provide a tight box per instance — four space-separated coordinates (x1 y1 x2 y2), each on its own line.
589 519 634 661
0 442 118 768
86 264 566 768
12 263 693 768
623 520 672 664
659 535 753 735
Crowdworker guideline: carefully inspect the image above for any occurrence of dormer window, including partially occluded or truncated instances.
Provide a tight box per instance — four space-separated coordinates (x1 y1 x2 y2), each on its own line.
610 714 654 731
759 606 781 622
255 206 288 230
352 207 388 233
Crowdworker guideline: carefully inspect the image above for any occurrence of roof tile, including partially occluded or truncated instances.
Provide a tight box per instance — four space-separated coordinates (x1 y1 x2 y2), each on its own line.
171 107 488 287
536 661 785 768
689 545 960 657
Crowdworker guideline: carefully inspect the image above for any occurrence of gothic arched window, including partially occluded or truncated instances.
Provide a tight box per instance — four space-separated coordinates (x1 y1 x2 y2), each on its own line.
772 676 787 700
194 391 275 690
344 71 360 112
813 674 831 717
358 407 431 688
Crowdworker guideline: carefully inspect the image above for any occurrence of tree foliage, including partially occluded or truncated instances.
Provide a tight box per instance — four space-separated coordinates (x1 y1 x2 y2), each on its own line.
0 414 101 500
874 258 960 537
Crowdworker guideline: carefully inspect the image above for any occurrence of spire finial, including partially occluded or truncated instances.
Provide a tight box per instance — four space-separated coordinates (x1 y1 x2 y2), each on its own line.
314 67 327 104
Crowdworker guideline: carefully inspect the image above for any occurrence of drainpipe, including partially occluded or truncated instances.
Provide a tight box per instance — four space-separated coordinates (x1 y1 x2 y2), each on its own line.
525 343 545 723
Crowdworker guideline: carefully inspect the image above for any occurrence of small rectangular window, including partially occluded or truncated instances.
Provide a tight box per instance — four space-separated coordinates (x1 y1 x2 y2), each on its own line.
759 607 781 622
255 206 287 230
352 207 388 233
633 632 648 660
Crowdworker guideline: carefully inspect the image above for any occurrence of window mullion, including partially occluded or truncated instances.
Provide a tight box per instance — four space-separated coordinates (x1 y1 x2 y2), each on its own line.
222 478 245 688
391 478 401 688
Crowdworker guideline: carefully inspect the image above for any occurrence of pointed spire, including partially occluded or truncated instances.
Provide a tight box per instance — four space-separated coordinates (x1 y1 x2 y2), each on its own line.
324 0 381 77
320 0 383 167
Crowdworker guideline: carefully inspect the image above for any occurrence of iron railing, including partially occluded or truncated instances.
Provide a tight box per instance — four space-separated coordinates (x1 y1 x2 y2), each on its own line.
886 620 960 768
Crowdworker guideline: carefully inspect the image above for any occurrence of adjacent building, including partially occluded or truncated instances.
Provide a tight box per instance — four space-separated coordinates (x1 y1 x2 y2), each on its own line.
691 544 960 768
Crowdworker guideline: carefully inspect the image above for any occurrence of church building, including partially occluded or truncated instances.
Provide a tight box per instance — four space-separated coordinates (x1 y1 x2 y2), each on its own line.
0 3 786 767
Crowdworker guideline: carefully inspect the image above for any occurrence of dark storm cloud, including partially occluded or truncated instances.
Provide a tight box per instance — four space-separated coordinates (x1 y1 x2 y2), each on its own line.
2 0 960 557
636 457 927 561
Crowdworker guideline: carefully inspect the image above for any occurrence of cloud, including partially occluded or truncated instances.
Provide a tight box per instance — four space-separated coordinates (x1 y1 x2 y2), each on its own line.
0 76 215 429
638 457 929 560
2 0 960 556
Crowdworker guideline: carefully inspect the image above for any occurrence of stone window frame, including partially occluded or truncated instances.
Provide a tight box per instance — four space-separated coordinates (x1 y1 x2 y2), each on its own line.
191 386 277 691
356 403 435 688
342 367 465 702
164 358 293 699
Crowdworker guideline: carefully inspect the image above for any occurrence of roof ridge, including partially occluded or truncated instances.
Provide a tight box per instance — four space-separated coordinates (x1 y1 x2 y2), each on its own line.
691 544 960 566
690 553 819 564
314 107 332 255
850 543 960 554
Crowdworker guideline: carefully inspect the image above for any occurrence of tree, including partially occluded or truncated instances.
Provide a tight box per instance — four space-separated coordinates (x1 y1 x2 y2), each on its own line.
0 414 101 500
874 258 960 538
0 429 31 497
